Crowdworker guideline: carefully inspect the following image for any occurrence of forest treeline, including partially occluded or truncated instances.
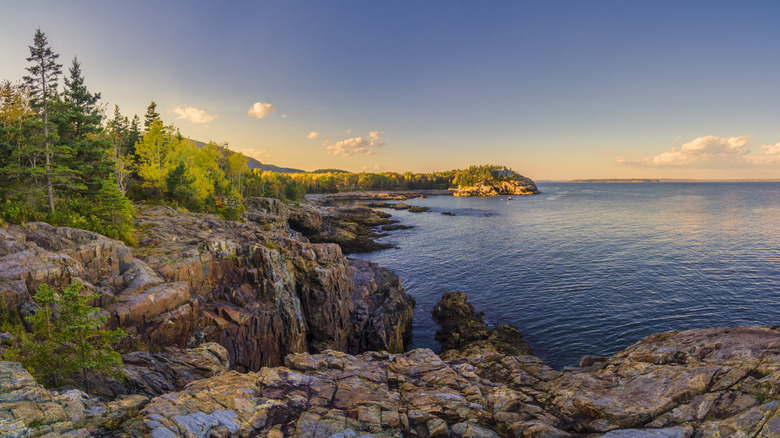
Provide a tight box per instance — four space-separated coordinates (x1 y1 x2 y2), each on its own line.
294 164 522 193
0 29 522 245
0 29 307 243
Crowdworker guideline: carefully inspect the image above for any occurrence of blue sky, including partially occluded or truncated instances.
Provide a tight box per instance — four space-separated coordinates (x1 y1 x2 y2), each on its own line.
3 1 780 179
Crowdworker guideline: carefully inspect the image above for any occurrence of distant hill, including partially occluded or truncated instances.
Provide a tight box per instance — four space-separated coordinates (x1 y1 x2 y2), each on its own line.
244 156 305 173
188 139 305 173
311 168 352 174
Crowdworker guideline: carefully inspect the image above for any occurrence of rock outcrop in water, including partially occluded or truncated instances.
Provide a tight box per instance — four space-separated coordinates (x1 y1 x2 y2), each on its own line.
433 291 534 359
454 172 540 197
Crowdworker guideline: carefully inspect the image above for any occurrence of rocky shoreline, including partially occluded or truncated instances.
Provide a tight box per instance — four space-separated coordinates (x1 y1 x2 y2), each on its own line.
1 196 779 437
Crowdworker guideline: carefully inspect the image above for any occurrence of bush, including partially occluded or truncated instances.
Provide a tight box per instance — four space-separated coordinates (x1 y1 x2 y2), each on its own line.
9 282 125 392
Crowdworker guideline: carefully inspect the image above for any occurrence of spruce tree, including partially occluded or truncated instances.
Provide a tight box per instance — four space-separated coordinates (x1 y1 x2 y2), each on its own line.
13 282 125 392
107 105 132 193
143 101 160 131
62 57 111 193
56 282 124 393
23 28 62 213
96 176 135 242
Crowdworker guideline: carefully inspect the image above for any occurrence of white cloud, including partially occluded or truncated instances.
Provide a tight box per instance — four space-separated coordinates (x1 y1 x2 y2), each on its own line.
345 129 352 134
761 143 780 156
248 102 276 119
174 106 216 124
618 135 753 167
307 131 319 140
325 131 385 157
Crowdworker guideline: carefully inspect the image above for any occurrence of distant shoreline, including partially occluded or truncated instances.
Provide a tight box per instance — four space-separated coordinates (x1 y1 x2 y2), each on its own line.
541 179 780 183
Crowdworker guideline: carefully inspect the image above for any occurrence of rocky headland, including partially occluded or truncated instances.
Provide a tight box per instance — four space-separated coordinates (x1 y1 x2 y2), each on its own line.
1 196 779 437
453 169 540 197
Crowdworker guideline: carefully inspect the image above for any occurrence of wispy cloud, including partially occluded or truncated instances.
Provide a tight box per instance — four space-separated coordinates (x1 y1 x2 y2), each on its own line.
325 131 385 157
248 102 276 119
174 106 216 124
307 131 319 140
617 135 754 168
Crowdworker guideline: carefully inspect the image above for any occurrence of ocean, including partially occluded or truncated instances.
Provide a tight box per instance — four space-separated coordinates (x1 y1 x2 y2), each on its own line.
350 182 780 369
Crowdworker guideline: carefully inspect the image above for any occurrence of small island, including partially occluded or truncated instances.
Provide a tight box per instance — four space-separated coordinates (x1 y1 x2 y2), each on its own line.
452 165 540 196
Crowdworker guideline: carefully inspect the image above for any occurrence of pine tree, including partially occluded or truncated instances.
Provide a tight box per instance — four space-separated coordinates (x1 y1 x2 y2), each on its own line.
143 101 160 131
23 28 62 213
14 282 125 392
55 282 124 393
61 57 111 193
107 105 132 193
96 176 135 242
127 114 141 156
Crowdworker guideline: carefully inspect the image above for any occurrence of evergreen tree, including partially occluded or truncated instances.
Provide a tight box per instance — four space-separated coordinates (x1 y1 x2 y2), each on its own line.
23 28 63 213
11 282 125 392
61 57 111 193
127 114 141 157
107 105 132 193
143 101 160 131
19 284 61 385
55 282 124 393
165 160 197 208
96 176 135 242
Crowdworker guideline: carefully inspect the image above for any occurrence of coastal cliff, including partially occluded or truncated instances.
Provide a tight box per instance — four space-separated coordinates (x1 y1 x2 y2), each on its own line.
1 199 779 437
0 198 414 375
3 300 780 437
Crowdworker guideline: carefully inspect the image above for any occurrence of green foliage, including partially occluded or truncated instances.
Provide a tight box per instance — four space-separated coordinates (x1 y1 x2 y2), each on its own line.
13 282 125 392
165 160 198 209
60 57 111 194
245 170 306 202
143 101 160 131
452 165 518 187
96 177 136 244
295 165 521 193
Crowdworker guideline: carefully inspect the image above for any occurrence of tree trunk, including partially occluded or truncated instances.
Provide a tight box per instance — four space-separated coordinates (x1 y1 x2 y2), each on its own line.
41 64 55 213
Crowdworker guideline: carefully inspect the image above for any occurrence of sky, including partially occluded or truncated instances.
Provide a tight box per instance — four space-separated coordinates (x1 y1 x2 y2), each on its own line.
3 1 780 180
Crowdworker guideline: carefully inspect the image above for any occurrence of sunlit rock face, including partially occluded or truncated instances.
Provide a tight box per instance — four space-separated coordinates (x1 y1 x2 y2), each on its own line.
454 173 540 197
0 199 414 373
107 325 780 438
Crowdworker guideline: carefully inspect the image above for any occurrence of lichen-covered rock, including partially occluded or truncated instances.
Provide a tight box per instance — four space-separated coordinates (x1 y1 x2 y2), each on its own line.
0 361 146 437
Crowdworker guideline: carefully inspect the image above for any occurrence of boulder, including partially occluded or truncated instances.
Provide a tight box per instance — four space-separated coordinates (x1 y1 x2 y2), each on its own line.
91 343 230 399
432 291 534 358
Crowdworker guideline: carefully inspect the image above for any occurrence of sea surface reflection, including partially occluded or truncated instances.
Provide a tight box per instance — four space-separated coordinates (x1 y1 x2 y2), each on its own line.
350 182 780 369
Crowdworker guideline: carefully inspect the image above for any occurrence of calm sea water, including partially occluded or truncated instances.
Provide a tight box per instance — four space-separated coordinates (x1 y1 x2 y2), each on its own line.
350 182 780 369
